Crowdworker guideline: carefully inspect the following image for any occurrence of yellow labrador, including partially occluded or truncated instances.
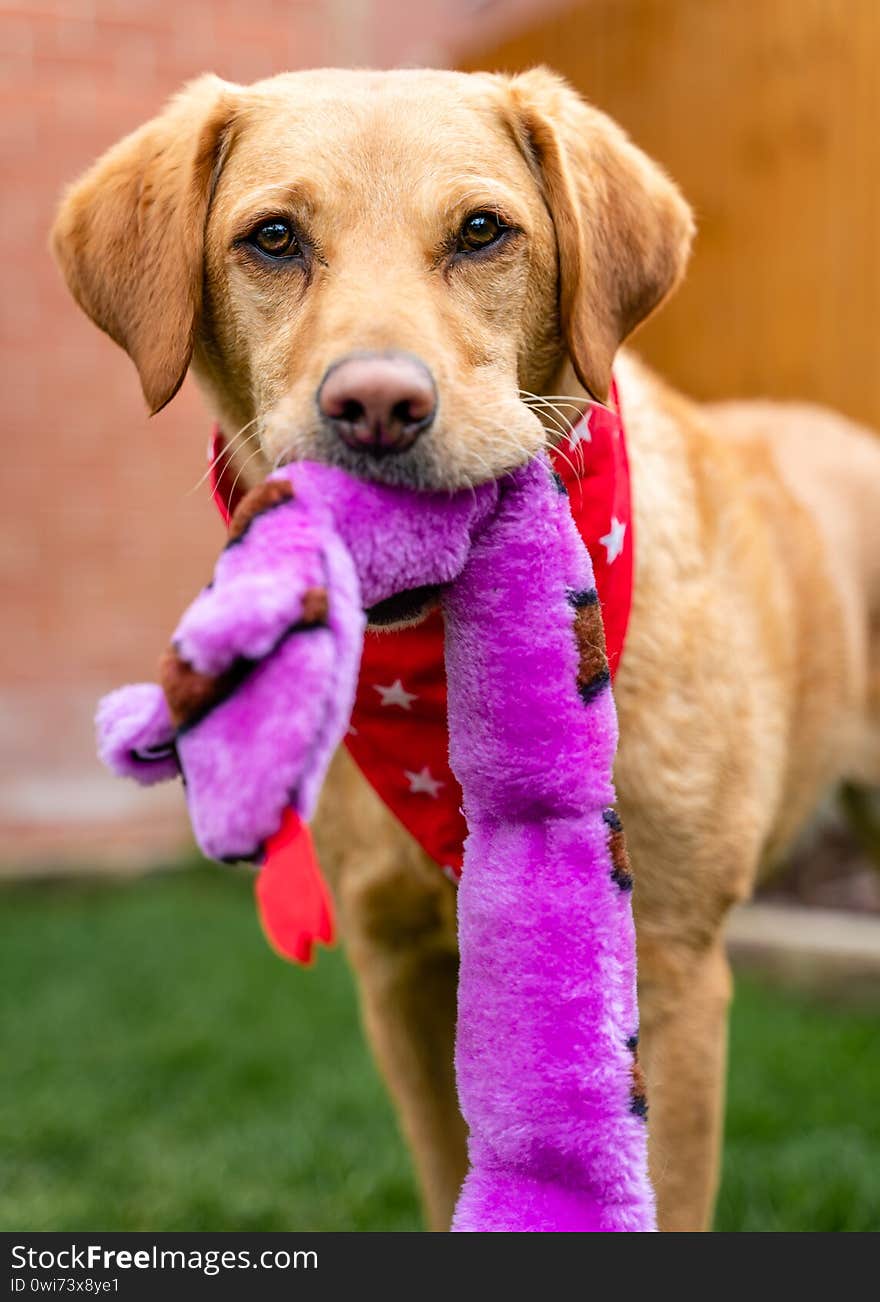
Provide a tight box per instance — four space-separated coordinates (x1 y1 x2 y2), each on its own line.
52 68 880 1231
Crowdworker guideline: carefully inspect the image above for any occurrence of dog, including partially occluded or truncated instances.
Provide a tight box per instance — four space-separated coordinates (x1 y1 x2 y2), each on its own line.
51 67 880 1231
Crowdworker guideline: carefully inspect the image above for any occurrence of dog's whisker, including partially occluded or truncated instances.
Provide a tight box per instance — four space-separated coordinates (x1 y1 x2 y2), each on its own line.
547 409 580 442
519 396 591 460
528 406 570 437
187 418 262 496
513 406 584 477
518 389 587 420
517 386 587 405
226 441 270 507
533 404 583 430
524 403 574 441
548 438 584 482
188 441 239 498
519 390 589 406
519 405 582 443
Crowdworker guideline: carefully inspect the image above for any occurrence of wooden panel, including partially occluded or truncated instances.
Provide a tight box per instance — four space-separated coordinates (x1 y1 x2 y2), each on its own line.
460 0 880 428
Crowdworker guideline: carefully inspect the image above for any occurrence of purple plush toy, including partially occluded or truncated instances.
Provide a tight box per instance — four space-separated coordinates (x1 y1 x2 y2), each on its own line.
97 455 655 1233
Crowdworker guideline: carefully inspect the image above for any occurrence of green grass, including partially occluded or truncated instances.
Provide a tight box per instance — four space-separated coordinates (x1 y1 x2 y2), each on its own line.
1 867 877 1232
718 968 879 1232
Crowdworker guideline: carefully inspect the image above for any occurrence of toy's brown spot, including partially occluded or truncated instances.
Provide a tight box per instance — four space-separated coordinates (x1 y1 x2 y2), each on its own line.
301 587 329 625
603 805 633 891
630 1057 648 1119
159 647 233 728
574 600 610 702
227 479 294 542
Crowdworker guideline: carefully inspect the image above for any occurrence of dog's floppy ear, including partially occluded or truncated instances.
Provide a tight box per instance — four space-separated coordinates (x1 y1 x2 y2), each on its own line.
505 68 694 403
50 75 238 414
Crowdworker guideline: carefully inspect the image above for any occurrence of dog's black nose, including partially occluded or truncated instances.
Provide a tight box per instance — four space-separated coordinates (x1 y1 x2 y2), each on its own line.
317 351 436 455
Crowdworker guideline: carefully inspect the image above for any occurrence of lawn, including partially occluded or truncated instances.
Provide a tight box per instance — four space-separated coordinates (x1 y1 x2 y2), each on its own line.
1 866 877 1232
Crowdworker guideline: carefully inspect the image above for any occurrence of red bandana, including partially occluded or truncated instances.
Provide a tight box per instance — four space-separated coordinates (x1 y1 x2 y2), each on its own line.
209 380 633 889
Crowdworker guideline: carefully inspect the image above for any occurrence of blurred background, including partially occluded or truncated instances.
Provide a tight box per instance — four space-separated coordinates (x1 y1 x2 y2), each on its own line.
1 0 878 1232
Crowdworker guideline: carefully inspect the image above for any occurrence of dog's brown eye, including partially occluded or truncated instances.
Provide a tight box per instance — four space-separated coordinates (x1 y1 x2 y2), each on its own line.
250 220 299 258
458 211 506 252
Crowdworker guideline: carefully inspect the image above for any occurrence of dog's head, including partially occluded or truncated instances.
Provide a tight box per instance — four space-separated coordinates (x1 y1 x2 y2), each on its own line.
51 67 693 490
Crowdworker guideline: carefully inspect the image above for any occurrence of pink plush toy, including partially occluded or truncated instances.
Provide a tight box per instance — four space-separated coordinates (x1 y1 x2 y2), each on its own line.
97 455 654 1232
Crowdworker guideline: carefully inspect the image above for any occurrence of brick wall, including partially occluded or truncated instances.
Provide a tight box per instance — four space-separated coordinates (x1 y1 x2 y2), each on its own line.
0 0 563 872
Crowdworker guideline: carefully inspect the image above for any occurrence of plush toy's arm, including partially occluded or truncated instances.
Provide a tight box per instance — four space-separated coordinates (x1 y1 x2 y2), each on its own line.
96 463 498 864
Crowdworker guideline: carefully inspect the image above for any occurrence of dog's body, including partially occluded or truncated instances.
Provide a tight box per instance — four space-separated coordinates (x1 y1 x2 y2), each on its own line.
52 68 880 1232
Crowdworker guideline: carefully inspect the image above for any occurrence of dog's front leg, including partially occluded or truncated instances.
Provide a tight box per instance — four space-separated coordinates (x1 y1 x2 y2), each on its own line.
636 933 733 1232
314 749 467 1231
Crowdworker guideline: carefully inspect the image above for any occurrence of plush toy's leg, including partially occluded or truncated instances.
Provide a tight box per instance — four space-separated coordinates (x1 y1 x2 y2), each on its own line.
637 936 733 1233
314 751 467 1231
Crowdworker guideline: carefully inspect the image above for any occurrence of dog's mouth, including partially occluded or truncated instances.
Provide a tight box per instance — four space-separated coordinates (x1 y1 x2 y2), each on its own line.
305 429 450 490
366 583 445 627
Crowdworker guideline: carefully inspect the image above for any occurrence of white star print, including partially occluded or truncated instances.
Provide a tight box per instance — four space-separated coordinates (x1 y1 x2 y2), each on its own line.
404 766 444 798
599 515 626 564
373 678 418 710
568 409 592 448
